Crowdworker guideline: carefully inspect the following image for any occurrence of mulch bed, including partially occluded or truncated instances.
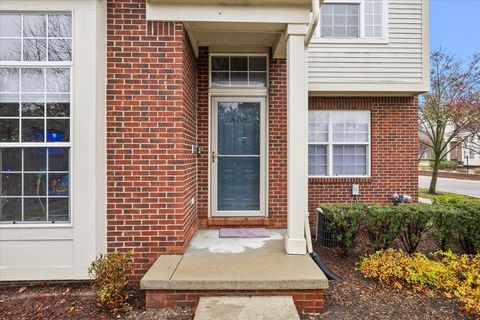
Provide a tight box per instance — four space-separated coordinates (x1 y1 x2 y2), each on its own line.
0 238 475 320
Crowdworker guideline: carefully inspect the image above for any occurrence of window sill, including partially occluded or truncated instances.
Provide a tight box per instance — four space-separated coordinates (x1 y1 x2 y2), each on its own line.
0 223 73 229
310 38 389 45
309 176 372 184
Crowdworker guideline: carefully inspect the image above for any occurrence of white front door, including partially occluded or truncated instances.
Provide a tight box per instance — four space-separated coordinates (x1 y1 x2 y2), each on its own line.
211 96 266 217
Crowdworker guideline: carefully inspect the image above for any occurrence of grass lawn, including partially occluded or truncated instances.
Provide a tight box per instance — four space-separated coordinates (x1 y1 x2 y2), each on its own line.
419 188 478 200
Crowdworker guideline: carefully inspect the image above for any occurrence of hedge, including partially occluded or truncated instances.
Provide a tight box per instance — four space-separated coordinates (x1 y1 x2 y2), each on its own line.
318 202 480 255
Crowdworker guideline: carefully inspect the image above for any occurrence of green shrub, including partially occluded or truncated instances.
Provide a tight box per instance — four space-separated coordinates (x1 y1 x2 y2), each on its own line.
358 249 480 315
429 160 459 170
364 205 403 252
88 251 134 313
432 193 480 206
397 203 435 254
319 204 366 256
451 203 480 254
431 197 480 254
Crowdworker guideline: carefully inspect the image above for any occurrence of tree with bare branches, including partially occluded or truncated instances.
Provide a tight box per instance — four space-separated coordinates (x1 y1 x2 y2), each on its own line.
419 49 480 194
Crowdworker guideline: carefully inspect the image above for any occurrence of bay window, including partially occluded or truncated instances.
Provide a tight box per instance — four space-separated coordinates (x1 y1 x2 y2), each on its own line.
317 0 387 40
0 13 72 224
308 111 370 177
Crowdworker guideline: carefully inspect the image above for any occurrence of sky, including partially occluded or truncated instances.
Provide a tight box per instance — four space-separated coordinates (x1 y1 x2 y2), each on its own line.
430 0 480 60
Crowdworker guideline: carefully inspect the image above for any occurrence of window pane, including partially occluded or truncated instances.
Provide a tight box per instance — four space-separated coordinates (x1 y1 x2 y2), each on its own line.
23 39 47 61
47 103 69 117
0 39 21 61
23 14 46 37
321 4 359 38
249 57 267 71
249 72 267 87
48 14 72 38
0 198 22 222
46 68 70 92
231 57 248 71
0 103 19 117
24 148 47 171
1 172 22 195
0 119 19 142
0 14 21 37
231 72 248 86
308 111 329 143
24 198 47 221
48 198 69 222
22 119 45 142
48 148 69 171
211 72 229 86
365 0 383 38
21 68 45 92
48 39 72 61
48 173 69 196
1 148 22 171
47 119 69 142
211 56 229 71
308 145 327 176
24 173 46 196
22 102 45 117
0 68 20 92
333 145 367 176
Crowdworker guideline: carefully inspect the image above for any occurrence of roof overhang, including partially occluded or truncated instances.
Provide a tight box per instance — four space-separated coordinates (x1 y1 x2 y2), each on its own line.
146 0 311 58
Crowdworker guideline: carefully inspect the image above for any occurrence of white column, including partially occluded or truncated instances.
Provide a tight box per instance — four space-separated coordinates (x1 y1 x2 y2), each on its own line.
285 24 308 255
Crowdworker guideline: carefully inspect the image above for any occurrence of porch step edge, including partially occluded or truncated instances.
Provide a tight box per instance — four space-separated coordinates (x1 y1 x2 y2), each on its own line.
140 255 182 290
141 278 329 290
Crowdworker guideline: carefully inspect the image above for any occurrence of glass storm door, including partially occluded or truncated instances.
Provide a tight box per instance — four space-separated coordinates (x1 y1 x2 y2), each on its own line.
211 97 266 217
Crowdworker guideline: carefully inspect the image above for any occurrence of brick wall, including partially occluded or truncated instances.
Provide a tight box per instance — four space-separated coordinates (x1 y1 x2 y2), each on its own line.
106 0 197 278
308 97 419 214
145 289 325 314
268 58 288 228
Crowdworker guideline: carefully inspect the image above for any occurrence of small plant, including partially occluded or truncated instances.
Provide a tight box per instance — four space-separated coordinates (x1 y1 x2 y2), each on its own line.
319 204 365 256
88 251 134 313
397 203 434 254
358 249 480 315
364 205 403 252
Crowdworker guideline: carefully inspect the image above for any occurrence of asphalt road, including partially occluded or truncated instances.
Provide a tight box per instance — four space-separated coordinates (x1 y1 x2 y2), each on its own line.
419 176 480 198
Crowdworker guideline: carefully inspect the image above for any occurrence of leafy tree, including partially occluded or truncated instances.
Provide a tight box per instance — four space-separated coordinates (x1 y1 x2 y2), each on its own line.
419 49 480 194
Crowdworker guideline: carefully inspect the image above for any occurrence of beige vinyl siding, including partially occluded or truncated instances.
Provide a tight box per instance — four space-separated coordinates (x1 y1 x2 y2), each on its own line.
308 0 427 93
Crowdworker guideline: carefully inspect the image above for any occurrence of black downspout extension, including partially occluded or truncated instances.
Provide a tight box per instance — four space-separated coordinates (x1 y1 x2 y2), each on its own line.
309 251 341 281
304 213 341 281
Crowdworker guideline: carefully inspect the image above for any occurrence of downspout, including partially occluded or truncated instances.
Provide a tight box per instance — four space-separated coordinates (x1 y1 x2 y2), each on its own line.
305 0 321 45
304 0 341 281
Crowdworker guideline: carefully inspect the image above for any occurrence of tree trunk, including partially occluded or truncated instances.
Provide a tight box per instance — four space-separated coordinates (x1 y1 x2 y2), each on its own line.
429 158 440 194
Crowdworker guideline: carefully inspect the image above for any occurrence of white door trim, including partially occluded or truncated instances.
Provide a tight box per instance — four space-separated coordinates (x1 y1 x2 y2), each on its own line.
210 96 268 217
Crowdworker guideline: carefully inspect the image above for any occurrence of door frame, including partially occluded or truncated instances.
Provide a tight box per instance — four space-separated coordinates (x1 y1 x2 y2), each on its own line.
209 94 268 217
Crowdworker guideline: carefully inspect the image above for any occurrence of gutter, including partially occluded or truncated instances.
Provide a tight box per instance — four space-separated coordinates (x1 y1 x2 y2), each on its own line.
305 0 322 45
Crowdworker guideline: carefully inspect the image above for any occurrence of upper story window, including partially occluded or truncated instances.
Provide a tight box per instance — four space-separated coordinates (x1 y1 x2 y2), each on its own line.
316 0 387 41
320 4 360 38
308 111 370 177
210 55 268 88
0 13 72 224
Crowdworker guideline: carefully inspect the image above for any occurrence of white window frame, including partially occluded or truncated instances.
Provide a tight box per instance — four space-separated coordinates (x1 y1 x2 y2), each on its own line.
0 12 73 227
209 53 269 89
308 110 371 178
313 0 389 44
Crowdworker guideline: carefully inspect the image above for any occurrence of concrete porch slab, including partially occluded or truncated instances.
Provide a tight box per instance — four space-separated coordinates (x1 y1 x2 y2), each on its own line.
194 296 300 320
140 229 329 291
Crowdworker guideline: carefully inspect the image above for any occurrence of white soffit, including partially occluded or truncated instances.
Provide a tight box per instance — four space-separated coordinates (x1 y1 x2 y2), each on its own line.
146 1 310 24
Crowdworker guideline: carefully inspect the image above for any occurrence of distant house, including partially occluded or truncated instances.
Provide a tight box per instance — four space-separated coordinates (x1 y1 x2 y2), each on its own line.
447 135 480 167
0 0 429 312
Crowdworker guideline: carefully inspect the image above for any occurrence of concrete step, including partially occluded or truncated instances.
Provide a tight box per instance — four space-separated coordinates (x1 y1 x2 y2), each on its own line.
194 296 300 320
